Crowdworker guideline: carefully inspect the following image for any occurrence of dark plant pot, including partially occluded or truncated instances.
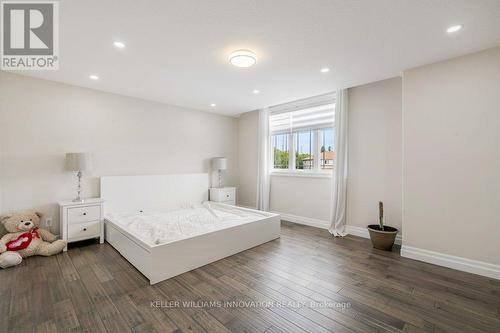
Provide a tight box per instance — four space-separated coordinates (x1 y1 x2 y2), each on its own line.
367 225 398 251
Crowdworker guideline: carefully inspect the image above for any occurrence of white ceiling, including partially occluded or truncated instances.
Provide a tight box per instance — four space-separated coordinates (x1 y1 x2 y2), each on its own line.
12 0 500 116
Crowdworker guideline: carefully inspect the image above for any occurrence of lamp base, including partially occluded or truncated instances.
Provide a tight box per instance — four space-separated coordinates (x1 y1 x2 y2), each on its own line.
218 170 224 188
73 171 84 203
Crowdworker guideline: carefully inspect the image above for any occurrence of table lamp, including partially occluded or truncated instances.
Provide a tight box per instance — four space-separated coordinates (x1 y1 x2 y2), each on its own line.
65 152 92 202
212 157 227 188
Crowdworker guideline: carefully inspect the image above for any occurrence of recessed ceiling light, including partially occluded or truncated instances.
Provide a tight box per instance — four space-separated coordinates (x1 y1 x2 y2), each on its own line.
113 41 126 48
229 50 257 68
320 67 330 73
210 103 216 107
446 25 462 33
253 89 260 94
89 74 99 80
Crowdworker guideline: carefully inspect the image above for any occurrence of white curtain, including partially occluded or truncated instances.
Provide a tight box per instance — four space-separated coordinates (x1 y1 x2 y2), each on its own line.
256 108 270 211
329 89 348 236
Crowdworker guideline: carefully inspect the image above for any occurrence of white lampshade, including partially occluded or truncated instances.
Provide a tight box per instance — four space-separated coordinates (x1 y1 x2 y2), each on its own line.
212 157 227 171
65 153 92 172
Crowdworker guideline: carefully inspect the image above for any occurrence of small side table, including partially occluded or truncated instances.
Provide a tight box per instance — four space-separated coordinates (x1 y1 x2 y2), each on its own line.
58 198 104 251
209 187 236 205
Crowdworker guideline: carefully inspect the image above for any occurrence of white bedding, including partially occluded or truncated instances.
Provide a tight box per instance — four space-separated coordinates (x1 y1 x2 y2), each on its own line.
105 202 268 246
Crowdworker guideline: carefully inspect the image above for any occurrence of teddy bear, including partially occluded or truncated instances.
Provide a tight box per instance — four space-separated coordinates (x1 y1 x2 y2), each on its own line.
0 211 67 268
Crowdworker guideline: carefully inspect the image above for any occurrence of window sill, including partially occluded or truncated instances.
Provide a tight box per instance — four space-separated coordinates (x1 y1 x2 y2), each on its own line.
270 171 332 179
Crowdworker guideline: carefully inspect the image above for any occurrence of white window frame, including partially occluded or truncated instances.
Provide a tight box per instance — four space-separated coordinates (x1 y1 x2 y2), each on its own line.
270 128 333 178
268 92 335 178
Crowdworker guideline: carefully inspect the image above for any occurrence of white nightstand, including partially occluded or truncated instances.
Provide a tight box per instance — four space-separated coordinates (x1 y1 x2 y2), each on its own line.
209 187 236 205
58 198 104 251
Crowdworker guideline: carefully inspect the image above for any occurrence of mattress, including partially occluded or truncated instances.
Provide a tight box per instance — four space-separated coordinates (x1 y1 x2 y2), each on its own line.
105 202 269 246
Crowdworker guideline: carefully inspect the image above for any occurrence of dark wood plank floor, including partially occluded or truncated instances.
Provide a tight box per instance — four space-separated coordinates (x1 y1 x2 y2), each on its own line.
1 221 499 333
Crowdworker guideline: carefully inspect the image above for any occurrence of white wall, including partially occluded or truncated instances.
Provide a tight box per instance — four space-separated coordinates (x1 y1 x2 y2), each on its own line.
237 77 403 229
236 110 333 226
347 77 402 233
270 175 331 224
0 72 239 235
237 111 259 208
402 46 500 265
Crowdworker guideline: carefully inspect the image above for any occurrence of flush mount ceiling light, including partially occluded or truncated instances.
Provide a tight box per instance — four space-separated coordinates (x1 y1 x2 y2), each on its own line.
446 25 462 33
89 74 99 80
229 50 257 68
210 103 216 107
113 41 126 48
253 89 260 94
320 67 330 73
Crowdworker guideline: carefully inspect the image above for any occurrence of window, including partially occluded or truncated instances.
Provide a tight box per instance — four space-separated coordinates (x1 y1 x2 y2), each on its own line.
319 128 334 170
295 130 314 169
269 94 335 175
271 133 289 169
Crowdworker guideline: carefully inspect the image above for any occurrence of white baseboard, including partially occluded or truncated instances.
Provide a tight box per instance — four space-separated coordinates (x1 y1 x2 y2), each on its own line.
271 211 499 280
345 225 402 245
271 212 329 230
401 245 500 280
269 210 499 280
271 212 402 245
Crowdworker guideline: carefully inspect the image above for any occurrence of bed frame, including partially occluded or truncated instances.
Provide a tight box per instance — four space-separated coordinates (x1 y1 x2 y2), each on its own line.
101 173 280 284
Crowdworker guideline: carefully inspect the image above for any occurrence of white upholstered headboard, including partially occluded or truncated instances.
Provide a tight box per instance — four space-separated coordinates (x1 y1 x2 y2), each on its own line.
101 173 209 214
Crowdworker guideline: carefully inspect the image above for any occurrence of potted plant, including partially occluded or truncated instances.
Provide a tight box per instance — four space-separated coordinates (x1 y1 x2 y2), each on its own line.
367 202 398 250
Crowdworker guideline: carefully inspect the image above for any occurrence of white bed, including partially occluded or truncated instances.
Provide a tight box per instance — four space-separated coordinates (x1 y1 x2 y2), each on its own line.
101 173 280 284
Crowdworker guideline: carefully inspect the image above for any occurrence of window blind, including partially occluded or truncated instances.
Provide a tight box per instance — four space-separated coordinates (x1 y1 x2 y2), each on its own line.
269 101 335 134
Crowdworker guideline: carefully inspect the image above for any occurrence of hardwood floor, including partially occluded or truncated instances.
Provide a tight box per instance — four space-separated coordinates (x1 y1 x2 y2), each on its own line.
1 221 499 333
